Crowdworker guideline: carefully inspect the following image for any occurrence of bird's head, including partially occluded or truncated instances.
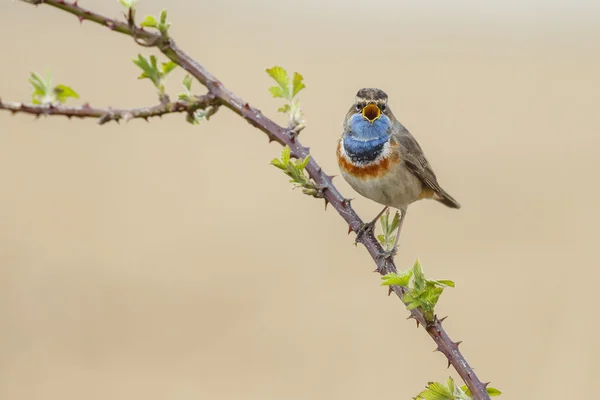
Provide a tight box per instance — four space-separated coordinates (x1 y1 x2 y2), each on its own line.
344 88 392 138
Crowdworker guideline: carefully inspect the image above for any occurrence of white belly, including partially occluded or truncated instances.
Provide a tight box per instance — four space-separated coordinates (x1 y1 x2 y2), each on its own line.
341 164 423 209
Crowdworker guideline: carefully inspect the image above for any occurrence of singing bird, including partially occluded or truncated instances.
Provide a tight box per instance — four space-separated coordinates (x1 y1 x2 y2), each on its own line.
337 88 460 259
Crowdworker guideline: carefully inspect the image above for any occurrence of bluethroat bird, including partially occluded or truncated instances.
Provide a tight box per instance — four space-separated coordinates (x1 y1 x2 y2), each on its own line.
337 88 460 259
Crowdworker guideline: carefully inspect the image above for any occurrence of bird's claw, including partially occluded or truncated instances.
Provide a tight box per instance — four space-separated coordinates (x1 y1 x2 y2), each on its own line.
354 221 376 245
376 247 398 268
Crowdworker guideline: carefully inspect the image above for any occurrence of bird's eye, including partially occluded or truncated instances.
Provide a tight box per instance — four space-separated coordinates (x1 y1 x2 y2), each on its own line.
355 103 362 111
381 104 387 112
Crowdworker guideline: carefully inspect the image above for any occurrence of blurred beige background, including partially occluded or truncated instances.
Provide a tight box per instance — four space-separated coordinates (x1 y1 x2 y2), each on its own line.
1 0 599 399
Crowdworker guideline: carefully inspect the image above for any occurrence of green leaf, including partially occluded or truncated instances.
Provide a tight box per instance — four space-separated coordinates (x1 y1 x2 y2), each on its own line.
445 377 455 394
433 279 455 288
415 377 474 400
179 75 194 101
140 15 158 28
269 86 286 99
298 154 310 170
182 74 193 91
403 288 426 311
149 55 159 74
399 259 456 320
266 66 290 99
270 158 286 170
133 54 161 88
186 107 214 124
280 146 291 166
415 381 454 399
292 72 305 97
377 210 401 251
271 146 316 195
265 66 307 122
406 300 422 310
133 54 152 76
381 270 413 287
119 0 136 8
29 72 51 104
383 211 400 236
278 104 291 113
461 385 502 397
424 285 444 308
53 84 79 103
133 54 149 71
29 71 78 105
162 61 177 76
158 9 171 33
412 258 426 290
28 72 47 95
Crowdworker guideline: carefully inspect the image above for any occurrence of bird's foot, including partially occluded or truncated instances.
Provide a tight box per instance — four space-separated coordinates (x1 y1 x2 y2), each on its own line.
375 247 398 272
354 221 376 245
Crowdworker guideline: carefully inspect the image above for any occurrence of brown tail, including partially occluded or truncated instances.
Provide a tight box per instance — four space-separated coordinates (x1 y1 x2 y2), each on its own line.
435 189 461 209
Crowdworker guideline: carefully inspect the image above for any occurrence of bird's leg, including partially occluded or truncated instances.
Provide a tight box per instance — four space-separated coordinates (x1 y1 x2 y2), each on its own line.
354 206 389 244
377 207 407 264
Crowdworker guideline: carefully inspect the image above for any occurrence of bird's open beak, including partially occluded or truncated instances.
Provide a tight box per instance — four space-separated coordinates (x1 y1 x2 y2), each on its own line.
362 103 381 123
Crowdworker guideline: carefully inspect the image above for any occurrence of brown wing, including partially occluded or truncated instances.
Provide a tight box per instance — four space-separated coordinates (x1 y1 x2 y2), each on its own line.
393 129 461 209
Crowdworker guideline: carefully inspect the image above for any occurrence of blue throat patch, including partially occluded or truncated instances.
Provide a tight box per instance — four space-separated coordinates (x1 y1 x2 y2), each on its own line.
343 114 391 163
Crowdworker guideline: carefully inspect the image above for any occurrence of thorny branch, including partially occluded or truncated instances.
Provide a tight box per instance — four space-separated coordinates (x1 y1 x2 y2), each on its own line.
4 1 491 398
0 95 218 125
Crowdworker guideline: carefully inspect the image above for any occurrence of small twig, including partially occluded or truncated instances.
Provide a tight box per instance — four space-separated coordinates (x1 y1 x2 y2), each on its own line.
24 0 160 43
0 95 218 125
9 2 491 398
